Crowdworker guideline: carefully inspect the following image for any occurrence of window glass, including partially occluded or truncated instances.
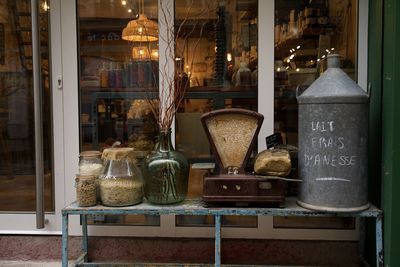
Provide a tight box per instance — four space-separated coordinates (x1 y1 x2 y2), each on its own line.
273 216 355 229
77 0 159 225
78 0 159 152
274 0 358 228
274 0 358 148
174 0 258 227
87 214 160 226
0 0 54 212
176 215 257 228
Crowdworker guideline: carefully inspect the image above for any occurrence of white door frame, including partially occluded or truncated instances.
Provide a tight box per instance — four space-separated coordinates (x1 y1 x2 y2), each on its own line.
0 0 65 234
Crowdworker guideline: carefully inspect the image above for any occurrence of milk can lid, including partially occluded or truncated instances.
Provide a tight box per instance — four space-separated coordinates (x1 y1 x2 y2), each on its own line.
297 54 369 104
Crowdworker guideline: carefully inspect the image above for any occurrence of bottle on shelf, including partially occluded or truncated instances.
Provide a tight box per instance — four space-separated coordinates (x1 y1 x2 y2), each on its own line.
108 62 116 88
99 62 109 88
114 63 122 89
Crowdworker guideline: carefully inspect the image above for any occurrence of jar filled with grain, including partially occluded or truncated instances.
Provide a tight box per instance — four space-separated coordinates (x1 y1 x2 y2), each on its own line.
75 174 97 207
99 147 144 206
79 151 103 176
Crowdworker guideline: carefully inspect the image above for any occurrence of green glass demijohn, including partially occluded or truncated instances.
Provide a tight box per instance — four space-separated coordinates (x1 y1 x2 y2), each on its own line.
143 128 189 204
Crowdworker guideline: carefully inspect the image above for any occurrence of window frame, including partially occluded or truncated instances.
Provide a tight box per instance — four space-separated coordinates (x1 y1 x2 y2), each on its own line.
58 0 368 241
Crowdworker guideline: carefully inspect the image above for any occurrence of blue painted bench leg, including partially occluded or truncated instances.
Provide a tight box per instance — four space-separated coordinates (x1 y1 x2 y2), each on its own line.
62 212 69 267
215 215 221 267
82 215 88 262
376 216 383 267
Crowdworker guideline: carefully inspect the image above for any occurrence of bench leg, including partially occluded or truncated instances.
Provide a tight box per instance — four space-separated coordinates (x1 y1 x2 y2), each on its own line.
376 216 383 267
215 215 221 267
62 213 69 267
82 214 88 262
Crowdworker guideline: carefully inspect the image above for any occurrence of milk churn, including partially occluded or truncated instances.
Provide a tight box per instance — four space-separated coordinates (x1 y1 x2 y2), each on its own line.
297 54 369 212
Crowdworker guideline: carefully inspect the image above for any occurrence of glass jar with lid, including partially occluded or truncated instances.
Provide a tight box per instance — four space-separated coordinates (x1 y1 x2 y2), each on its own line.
99 147 144 206
79 151 103 176
75 174 97 207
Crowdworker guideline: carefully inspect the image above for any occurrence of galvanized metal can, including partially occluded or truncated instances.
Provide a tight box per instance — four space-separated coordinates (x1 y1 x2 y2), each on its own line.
297 54 370 212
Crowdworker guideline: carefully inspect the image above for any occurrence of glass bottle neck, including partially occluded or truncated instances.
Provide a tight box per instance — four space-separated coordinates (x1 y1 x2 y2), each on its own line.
158 129 173 152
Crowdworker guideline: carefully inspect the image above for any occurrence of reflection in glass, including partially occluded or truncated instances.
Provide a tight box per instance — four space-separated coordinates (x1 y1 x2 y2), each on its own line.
175 0 259 162
87 214 160 226
273 216 355 229
77 0 159 225
273 0 358 228
78 0 159 153
176 215 257 228
174 0 258 228
274 0 358 147
0 0 53 212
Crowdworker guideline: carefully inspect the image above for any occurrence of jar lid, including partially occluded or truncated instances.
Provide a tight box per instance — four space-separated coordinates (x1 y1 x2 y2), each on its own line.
80 150 102 158
76 174 96 180
102 147 136 163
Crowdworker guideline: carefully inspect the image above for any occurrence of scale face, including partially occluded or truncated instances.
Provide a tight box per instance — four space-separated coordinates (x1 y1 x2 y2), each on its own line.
201 108 285 206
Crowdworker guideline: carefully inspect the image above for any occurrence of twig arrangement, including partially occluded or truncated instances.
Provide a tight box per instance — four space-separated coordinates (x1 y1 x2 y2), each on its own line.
140 0 214 130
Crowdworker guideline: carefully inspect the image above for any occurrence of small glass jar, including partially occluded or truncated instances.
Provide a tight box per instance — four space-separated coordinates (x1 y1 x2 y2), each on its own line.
75 174 97 207
99 148 144 206
79 151 104 176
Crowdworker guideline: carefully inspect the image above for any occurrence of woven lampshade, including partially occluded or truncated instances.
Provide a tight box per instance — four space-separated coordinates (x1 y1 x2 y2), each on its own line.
122 14 158 42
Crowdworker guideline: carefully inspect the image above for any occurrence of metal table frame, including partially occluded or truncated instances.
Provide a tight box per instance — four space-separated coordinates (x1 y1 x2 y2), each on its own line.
62 197 383 267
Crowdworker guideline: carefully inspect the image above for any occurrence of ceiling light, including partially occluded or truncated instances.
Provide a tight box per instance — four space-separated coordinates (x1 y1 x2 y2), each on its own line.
122 0 158 42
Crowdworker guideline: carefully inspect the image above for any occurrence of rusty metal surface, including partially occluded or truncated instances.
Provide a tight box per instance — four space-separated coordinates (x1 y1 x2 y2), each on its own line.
62 198 383 267
62 197 382 218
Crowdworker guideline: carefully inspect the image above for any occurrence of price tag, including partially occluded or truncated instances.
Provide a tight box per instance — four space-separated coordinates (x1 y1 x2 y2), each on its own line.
266 133 281 149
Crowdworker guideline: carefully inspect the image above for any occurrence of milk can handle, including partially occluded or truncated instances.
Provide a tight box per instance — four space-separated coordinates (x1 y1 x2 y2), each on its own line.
296 85 301 98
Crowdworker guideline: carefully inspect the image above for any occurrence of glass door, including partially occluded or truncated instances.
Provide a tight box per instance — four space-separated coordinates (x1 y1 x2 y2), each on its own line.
0 0 64 232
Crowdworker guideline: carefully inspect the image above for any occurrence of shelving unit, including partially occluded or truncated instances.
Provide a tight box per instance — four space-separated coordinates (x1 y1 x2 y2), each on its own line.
61 197 383 267
80 87 257 150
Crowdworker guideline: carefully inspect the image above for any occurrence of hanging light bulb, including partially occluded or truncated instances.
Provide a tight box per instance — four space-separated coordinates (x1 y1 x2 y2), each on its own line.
42 1 49 11
226 53 232 62
132 46 150 60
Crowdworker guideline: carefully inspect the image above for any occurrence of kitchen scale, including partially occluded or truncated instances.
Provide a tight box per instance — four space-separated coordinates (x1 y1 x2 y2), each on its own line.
200 108 286 206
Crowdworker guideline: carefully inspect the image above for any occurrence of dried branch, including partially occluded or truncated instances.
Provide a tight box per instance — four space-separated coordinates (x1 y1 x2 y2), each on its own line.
138 0 215 131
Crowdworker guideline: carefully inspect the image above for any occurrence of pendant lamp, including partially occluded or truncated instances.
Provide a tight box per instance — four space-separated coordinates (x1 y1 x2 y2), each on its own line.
122 0 158 42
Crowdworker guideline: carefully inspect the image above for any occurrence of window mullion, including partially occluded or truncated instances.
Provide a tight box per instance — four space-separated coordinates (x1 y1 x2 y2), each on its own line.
158 0 176 145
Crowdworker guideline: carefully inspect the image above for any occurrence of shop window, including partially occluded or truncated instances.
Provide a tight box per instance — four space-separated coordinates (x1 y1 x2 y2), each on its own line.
78 0 159 151
274 0 358 228
174 0 258 228
77 0 159 225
